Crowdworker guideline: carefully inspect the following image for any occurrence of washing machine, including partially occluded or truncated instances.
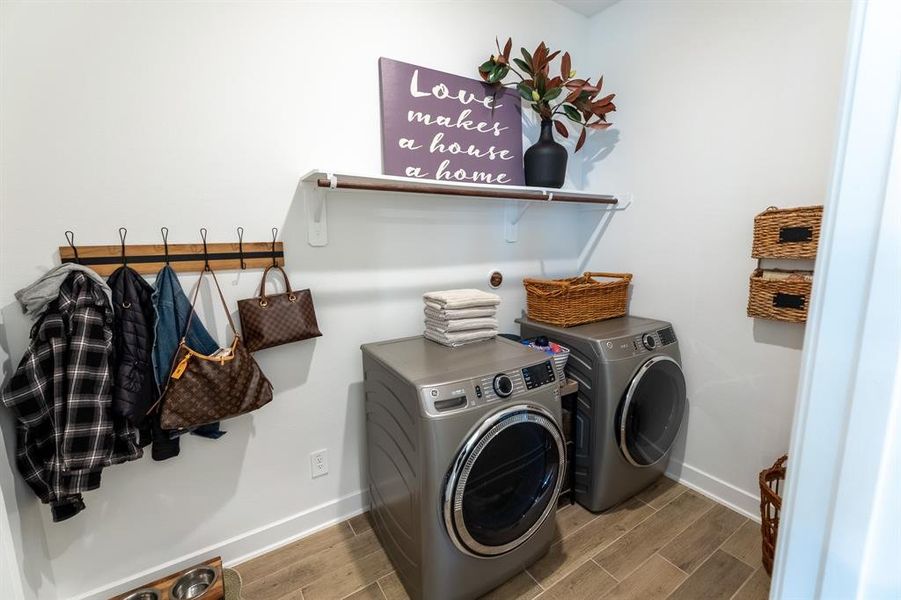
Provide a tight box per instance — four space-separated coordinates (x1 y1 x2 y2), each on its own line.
361 336 565 600
518 316 686 512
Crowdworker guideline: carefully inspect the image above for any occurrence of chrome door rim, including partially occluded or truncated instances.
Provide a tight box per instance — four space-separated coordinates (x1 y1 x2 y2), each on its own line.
443 404 565 557
618 355 685 468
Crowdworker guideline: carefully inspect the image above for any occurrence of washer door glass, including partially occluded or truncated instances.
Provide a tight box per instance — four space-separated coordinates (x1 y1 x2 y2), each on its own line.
447 407 564 556
617 356 686 467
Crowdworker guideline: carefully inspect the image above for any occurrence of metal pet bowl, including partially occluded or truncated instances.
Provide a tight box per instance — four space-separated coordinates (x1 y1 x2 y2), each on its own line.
121 591 160 600
170 566 219 600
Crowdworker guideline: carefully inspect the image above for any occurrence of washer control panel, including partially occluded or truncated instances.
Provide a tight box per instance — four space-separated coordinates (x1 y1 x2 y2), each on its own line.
521 361 556 390
479 370 526 402
419 360 559 416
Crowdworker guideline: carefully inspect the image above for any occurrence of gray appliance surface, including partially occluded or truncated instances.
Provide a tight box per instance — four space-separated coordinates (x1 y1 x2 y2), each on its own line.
362 336 564 600
517 315 685 512
361 334 547 386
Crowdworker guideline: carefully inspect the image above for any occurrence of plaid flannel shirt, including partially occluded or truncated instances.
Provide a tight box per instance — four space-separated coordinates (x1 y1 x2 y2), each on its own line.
1 272 141 521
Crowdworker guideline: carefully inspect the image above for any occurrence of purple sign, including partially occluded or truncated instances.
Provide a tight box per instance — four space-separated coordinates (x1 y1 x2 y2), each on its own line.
378 57 524 186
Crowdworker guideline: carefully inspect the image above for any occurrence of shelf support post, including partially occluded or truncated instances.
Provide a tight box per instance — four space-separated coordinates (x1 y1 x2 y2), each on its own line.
306 173 334 246
504 192 547 242
504 201 529 243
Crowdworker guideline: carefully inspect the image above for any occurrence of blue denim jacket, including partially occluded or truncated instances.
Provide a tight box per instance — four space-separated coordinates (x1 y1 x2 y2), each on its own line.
152 266 224 439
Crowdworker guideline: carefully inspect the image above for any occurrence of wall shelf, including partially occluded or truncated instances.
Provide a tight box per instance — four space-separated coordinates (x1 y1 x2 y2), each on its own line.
300 169 630 246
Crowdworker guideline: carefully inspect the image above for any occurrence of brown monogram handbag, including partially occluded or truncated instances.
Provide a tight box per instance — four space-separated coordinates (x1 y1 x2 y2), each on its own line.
158 268 273 431
237 265 322 352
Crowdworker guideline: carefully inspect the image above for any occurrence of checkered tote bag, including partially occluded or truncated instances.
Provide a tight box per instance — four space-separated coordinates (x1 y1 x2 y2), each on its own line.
237 265 322 352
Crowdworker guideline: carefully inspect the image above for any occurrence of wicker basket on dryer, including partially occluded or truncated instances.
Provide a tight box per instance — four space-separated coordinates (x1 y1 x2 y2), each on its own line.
759 455 787 575
523 272 631 328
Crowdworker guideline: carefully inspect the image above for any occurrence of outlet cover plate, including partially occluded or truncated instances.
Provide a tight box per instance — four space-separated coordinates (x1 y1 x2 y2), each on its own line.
311 449 328 478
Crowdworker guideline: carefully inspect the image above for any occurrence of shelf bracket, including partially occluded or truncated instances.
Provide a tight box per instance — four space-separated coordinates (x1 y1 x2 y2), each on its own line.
505 200 533 243
610 192 633 211
306 173 334 246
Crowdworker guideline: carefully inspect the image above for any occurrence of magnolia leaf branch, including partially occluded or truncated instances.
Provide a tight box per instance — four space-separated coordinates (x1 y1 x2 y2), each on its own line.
478 38 616 152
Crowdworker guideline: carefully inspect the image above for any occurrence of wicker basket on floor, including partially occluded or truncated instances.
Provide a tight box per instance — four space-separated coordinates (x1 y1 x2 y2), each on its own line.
759 455 787 576
523 272 632 327
752 205 823 259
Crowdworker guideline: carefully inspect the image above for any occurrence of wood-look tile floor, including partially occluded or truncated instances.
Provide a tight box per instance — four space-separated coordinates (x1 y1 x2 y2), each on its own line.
235 478 770 600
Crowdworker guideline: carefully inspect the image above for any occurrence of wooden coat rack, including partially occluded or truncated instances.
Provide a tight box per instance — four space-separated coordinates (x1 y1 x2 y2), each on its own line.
59 228 285 276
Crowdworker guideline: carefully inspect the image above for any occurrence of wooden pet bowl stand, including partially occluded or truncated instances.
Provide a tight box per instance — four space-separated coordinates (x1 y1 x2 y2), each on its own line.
111 556 224 600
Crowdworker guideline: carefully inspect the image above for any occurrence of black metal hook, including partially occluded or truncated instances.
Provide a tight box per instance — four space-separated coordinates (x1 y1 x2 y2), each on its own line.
237 227 246 269
200 227 210 271
161 227 170 265
64 230 80 264
118 227 128 266
271 227 278 267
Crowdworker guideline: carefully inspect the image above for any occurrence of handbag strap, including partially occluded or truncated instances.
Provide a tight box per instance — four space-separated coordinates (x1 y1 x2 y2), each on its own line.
259 265 294 299
183 267 238 340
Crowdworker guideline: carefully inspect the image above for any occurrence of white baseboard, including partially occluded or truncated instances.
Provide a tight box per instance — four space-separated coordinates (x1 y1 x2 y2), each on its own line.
73 489 369 600
665 460 761 522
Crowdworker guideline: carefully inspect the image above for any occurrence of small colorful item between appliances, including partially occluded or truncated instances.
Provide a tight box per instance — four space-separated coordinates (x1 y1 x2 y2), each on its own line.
159 268 273 431
237 265 322 352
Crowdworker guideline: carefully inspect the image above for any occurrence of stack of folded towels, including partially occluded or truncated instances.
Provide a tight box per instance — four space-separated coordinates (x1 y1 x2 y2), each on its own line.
423 289 501 347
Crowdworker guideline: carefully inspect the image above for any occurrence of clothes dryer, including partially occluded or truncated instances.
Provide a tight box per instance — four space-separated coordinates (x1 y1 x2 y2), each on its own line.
518 316 686 512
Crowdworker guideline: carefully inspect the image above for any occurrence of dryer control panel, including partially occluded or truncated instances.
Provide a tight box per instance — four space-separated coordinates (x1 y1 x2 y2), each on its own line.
603 326 679 360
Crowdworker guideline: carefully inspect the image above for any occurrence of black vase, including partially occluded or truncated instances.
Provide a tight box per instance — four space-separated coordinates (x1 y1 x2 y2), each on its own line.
524 119 568 188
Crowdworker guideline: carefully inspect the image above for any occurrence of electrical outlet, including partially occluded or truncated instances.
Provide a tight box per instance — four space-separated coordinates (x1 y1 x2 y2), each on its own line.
310 449 328 478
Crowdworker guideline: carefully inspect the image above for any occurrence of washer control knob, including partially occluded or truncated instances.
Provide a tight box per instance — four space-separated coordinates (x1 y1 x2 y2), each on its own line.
493 374 514 398
642 334 657 350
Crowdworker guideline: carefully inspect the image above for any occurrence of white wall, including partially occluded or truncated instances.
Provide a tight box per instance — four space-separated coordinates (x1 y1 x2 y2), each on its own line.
583 0 851 516
0 2 593 598
1 493 27 600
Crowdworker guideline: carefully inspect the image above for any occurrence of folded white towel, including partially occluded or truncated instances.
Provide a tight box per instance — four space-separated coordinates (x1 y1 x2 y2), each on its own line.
760 269 813 282
425 317 499 333
424 328 497 347
424 304 497 320
423 289 501 310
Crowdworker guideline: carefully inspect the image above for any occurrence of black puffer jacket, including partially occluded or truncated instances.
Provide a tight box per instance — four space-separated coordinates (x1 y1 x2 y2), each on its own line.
108 266 158 424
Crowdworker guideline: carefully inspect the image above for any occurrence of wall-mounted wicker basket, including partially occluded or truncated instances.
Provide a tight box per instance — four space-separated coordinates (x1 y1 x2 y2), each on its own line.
523 272 631 327
752 205 823 259
747 269 812 323
759 455 787 576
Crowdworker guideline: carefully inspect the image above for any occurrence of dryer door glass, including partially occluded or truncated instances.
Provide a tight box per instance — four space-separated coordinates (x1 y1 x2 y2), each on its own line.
447 407 564 556
617 356 686 467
